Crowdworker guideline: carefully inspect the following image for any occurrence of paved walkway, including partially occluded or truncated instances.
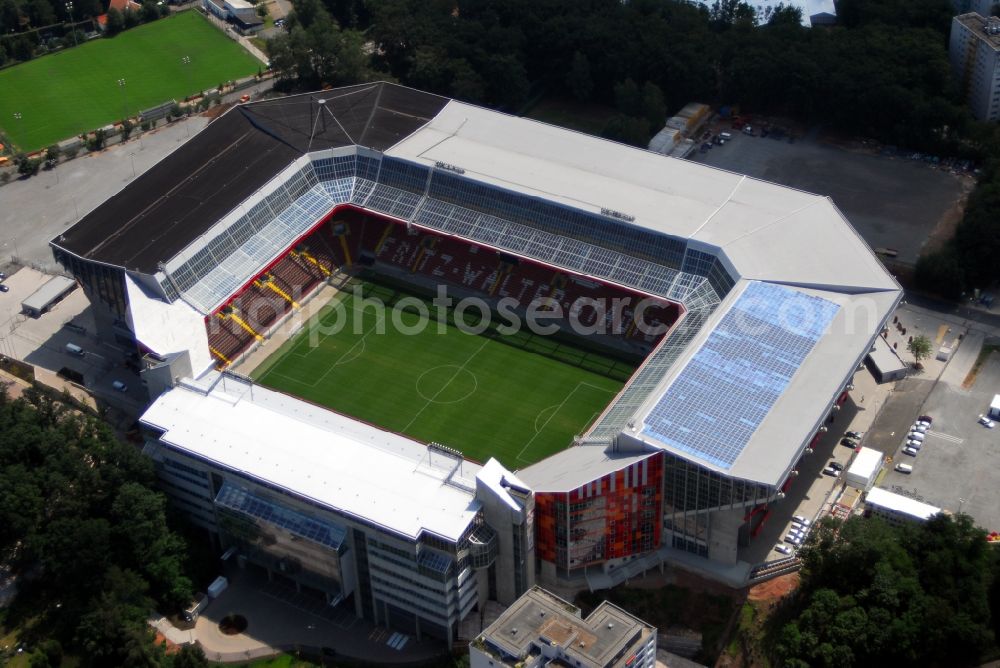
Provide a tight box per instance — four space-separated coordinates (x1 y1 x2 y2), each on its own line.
154 570 448 664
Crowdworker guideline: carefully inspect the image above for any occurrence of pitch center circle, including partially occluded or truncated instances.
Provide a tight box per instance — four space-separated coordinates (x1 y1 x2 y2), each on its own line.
416 365 478 404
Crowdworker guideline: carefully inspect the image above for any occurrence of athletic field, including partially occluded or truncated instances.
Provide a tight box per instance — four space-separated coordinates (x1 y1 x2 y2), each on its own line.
252 283 634 468
0 11 260 152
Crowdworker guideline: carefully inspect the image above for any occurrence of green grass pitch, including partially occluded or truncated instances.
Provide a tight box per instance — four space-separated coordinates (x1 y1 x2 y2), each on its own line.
0 11 261 153
251 283 634 469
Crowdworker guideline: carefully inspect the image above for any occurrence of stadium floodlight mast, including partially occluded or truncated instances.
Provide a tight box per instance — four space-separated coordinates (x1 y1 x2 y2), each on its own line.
117 78 129 122
12 112 22 148
64 2 78 47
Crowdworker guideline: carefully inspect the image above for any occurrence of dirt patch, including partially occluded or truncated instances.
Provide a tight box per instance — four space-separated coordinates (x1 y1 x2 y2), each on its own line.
202 102 235 120
747 572 799 605
923 177 976 256
963 346 1000 389
154 631 180 655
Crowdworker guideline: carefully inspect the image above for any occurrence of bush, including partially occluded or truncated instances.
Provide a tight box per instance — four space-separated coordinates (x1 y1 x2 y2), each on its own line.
1 172 11 184
140 120 152 132
86 129 107 152
63 145 80 159
44 144 61 168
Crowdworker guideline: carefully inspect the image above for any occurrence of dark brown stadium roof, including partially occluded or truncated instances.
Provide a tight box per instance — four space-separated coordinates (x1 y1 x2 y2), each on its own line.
52 83 449 274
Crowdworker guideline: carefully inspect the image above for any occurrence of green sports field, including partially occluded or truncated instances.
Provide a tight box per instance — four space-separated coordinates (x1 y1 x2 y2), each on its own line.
0 11 261 152
252 282 635 468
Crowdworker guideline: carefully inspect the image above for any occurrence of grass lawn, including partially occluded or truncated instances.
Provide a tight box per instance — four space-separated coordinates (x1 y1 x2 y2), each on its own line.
524 94 617 137
0 11 261 152
252 281 630 468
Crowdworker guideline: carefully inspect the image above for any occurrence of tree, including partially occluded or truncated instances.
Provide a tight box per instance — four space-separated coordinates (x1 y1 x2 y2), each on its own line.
907 334 932 364
774 513 997 666
169 645 208 668
121 118 134 141
641 82 667 130
565 51 593 102
613 78 642 118
106 7 124 35
86 128 106 152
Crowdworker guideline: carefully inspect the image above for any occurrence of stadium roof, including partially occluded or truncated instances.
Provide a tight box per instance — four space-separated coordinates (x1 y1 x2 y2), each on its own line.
517 445 657 493
53 84 448 273
140 372 483 542
54 82 896 298
623 282 898 486
65 82 901 491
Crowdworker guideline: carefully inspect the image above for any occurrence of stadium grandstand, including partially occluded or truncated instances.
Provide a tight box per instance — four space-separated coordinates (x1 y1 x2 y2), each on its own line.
51 83 900 642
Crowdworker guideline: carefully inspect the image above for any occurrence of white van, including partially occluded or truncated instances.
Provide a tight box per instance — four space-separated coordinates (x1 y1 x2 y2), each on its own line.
65 342 84 356
895 463 913 474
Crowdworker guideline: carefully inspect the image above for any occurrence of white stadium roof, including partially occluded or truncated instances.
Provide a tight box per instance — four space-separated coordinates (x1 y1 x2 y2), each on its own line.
140 373 484 542
387 100 898 294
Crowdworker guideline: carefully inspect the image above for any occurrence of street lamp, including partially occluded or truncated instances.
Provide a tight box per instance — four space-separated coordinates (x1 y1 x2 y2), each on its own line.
181 56 194 138
65 2 78 47
117 78 128 122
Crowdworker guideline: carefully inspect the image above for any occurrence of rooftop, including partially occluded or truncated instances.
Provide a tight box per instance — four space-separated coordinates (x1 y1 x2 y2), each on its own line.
475 587 654 668
955 13 1000 50
866 487 942 521
139 372 484 542
53 84 448 273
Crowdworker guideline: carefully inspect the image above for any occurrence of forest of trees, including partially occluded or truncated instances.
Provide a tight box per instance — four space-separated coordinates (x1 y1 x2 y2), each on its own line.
267 0 968 152
0 389 208 667
772 513 1000 667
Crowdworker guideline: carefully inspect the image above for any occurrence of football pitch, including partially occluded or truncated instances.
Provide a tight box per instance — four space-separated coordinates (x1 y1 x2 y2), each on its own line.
252 282 635 468
0 11 261 152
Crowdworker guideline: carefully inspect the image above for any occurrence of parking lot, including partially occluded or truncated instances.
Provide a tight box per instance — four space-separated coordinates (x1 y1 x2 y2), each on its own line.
882 343 1000 531
0 267 146 418
740 302 979 564
689 129 969 264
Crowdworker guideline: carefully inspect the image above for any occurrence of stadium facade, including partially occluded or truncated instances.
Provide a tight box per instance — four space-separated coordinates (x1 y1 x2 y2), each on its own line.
51 83 900 641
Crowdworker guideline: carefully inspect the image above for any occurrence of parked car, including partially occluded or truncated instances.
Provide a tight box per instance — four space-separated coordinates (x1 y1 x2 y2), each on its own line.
918 415 933 424
915 419 931 428
792 515 811 526
829 461 844 471
908 432 925 442
822 466 840 477
0 285 9 293
906 440 922 450
895 463 913 474
784 534 803 546
845 431 863 440
775 544 793 555
840 437 858 447
979 415 995 429
911 423 928 433
112 380 128 392
902 446 919 457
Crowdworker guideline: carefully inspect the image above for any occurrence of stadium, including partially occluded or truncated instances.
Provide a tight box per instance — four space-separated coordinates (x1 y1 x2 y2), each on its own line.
51 83 901 644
